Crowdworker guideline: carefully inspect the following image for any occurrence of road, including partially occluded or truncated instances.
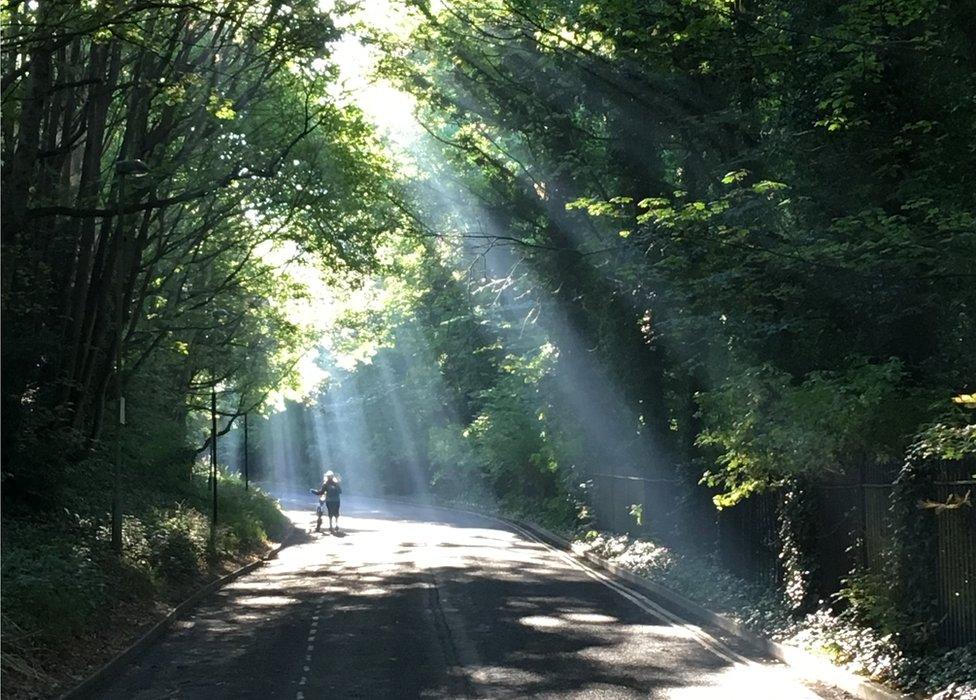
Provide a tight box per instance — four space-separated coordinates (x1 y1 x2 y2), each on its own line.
94 497 848 699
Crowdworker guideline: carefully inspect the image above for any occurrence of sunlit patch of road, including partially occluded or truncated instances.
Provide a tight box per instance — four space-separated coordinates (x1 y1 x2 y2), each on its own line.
275 495 843 699
95 496 850 699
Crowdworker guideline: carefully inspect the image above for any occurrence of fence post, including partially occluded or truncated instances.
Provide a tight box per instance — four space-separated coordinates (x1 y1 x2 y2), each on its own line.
608 475 616 532
644 478 653 537
857 461 867 570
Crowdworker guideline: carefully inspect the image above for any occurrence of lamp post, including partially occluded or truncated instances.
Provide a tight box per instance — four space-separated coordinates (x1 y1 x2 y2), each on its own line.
209 307 228 550
243 411 249 491
111 158 150 555
210 370 218 549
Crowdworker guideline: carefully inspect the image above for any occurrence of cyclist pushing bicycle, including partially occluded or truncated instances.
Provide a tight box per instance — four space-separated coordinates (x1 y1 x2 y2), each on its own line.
310 471 342 533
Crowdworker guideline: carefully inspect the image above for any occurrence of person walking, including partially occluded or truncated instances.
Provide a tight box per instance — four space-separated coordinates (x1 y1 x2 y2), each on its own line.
312 471 342 533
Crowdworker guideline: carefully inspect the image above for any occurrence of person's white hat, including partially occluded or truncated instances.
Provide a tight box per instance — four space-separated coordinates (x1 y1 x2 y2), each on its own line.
324 470 335 478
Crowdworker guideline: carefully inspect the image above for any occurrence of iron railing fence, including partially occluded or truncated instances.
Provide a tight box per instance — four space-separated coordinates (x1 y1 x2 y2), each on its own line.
934 464 976 647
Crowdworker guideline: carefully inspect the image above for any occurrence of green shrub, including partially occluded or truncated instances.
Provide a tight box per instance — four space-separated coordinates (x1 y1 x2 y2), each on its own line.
147 505 208 584
0 525 108 641
189 473 289 556
1 457 290 700
835 569 901 634
906 646 976 699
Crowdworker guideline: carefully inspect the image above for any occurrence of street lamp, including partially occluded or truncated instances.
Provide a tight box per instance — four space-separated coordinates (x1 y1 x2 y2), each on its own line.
243 410 249 491
111 158 151 555
209 306 229 550
115 158 150 178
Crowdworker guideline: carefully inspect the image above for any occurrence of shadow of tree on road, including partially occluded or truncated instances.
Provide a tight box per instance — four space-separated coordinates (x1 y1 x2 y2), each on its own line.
93 510 799 700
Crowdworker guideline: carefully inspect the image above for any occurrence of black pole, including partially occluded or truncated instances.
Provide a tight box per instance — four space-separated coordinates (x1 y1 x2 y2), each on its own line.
111 175 128 555
243 411 249 491
210 382 218 547
112 394 123 553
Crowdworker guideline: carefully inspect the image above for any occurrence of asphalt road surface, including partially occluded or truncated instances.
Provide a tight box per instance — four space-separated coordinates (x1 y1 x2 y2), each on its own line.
94 497 850 699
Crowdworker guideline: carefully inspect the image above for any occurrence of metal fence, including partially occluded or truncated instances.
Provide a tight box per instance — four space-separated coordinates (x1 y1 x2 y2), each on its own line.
590 463 976 647
934 465 976 646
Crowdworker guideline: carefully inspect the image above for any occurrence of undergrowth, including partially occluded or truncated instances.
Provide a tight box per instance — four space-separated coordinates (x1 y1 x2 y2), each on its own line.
0 470 289 698
575 531 976 700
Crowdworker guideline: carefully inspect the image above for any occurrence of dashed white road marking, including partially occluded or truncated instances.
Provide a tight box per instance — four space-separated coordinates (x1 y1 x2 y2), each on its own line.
295 563 332 699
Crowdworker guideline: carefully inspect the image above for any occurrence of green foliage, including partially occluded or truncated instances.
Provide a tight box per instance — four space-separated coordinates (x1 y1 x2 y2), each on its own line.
290 243 585 529
308 0 974 670
0 472 287 692
209 473 289 554
793 609 907 683
697 359 908 506
777 480 819 614
901 646 976 699
913 416 976 463
146 506 209 584
888 419 976 649
793 613 975 696
1 2 394 685
1 526 110 641
835 569 901 635
1 0 403 511
372 0 976 506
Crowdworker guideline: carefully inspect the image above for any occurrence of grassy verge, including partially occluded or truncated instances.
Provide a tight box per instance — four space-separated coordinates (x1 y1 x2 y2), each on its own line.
1 471 291 699
574 531 976 700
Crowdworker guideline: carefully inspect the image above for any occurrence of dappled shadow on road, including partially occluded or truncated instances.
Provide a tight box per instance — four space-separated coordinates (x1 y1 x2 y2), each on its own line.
96 506 819 700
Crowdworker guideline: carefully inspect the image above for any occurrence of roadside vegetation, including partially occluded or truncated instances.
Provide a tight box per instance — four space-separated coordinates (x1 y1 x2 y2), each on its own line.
576 531 976 700
2 473 287 698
